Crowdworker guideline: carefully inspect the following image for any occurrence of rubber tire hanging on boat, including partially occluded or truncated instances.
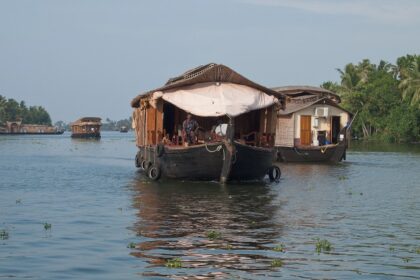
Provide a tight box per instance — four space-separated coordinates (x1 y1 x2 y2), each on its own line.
148 164 161 181
156 144 164 157
268 165 281 182
135 153 142 168
140 160 151 172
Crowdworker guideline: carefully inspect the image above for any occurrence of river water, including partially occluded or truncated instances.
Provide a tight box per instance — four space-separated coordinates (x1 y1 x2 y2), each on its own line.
0 132 419 279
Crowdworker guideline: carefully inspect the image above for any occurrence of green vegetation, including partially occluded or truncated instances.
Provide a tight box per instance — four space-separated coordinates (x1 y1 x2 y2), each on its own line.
402 257 412 263
315 238 333 253
339 175 348 180
224 243 233 250
0 95 52 125
273 243 286 252
270 259 283 267
0 229 9 240
165 257 182 268
322 54 420 143
127 242 136 249
415 247 420 254
102 117 132 131
207 230 222 240
44 223 52 230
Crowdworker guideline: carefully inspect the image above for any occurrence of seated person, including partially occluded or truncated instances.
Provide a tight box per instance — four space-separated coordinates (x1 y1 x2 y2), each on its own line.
162 133 173 145
182 113 199 145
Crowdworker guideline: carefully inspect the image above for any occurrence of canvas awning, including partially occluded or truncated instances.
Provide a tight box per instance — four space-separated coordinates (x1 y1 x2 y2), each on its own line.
151 82 278 117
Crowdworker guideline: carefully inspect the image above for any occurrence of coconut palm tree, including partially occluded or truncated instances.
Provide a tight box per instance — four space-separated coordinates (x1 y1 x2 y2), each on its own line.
398 55 420 106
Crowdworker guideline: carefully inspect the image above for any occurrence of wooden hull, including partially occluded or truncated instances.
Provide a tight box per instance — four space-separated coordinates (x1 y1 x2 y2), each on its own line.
137 141 274 181
71 132 101 139
276 142 346 163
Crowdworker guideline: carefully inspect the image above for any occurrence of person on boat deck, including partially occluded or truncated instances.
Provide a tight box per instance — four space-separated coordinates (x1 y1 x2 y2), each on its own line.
182 113 199 145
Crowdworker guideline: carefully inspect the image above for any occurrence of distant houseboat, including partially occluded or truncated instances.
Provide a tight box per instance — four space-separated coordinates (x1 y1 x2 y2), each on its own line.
131 63 285 182
272 86 353 163
71 117 101 138
120 126 128 133
0 120 64 135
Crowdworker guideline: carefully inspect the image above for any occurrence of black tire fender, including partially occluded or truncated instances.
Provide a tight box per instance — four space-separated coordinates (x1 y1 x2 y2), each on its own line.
148 164 161 181
268 165 281 182
140 160 151 171
135 152 142 168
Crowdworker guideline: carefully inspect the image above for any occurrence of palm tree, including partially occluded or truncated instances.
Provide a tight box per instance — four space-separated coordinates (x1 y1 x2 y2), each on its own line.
398 55 420 106
336 63 361 90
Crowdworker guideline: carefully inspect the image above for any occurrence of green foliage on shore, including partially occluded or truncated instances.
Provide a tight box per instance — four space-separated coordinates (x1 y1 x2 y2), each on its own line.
322 54 420 143
0 95 52 125
102 117 132 131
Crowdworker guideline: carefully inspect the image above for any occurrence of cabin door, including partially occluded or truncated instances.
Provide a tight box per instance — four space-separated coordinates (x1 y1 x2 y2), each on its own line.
331 116 341 144
300 115 312 146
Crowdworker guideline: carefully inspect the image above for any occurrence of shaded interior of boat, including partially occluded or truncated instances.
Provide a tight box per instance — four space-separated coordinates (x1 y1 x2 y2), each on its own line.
141 101 277 147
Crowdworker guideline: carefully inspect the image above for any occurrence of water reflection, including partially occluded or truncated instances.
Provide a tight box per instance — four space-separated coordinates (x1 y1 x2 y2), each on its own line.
129 175 283 278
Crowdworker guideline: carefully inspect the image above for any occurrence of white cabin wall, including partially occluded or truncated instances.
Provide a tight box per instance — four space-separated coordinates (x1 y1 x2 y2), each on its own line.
293 104 349 144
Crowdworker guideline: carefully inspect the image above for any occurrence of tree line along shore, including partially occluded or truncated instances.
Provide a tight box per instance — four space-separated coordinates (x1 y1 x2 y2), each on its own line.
1 54 419 142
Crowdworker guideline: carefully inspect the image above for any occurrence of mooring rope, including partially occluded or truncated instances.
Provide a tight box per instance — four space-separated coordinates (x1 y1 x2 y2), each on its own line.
205 142 225 160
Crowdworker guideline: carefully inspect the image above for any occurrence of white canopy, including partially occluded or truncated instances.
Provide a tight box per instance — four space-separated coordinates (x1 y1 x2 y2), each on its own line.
153 82 277 117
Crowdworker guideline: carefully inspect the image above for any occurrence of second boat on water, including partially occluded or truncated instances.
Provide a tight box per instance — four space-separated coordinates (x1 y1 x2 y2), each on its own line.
71 117 102 138
131 63 284 183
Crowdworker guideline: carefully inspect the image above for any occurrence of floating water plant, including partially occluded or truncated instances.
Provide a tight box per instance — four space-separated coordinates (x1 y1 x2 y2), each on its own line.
402 257 412 263
224 243 233 250
315 238 333 253
207 230 222 240
270 259 283 267
415 248 420 254
44 223 52 230
127 242 136 249
165 257 182 268
389 246 395 252
0 229 9 240
339 175 348 180
15 199 21 204
273 243 286 252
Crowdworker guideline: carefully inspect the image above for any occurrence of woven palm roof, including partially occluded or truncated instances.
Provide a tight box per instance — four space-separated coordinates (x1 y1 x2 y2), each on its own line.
131 63 285 108
272 85 341 103
71 117 102 126
278 97 351 116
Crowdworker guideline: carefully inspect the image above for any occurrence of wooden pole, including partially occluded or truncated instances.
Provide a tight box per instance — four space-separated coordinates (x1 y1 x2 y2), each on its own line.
220 117 235 184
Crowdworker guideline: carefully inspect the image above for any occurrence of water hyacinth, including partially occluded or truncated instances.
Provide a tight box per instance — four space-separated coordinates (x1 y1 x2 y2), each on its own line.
165 257 182 268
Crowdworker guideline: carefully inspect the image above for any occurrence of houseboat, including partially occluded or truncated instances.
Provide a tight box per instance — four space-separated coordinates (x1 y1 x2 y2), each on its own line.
71 117 101 138
272 86 353 163
0 120 64 135
131 63 285 182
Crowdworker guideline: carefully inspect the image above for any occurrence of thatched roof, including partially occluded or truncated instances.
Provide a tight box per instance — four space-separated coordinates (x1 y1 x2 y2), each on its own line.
278 96 351 116
131 63 285 108
71 117 102 126
272 86 341 103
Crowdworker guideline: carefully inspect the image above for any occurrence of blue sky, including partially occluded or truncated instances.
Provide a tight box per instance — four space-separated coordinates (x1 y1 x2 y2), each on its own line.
1 0 419 122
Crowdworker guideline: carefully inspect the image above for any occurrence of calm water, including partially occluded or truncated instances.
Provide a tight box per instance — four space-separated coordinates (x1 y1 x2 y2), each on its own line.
1 133 419 279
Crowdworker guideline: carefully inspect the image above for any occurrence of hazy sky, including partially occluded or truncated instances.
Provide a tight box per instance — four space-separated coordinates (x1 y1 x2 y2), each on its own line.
1 0 419 123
